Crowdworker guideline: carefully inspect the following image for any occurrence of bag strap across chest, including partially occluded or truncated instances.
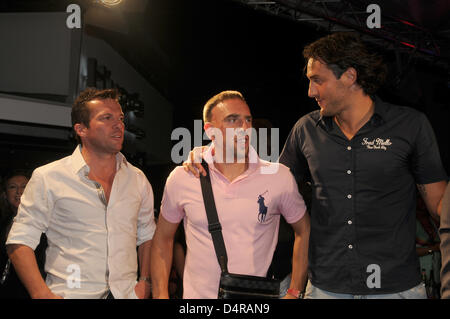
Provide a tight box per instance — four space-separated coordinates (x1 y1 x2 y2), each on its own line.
199 161 229 274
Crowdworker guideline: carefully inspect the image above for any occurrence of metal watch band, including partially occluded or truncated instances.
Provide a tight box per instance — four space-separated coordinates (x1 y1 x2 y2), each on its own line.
138 276 151 283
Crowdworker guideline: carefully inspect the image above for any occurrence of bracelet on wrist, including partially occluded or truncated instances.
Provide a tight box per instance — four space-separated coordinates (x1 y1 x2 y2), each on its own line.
287 288 304 299
138 276 151 284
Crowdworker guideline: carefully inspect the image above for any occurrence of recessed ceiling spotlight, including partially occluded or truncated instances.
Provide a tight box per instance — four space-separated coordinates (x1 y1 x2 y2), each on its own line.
99 0 123 7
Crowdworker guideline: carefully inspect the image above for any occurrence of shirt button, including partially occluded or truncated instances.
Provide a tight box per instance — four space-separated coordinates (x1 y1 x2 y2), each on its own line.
347 220 353 225
347 146 352 150
347 194 352 199
347 170 352 175
348 244 353 249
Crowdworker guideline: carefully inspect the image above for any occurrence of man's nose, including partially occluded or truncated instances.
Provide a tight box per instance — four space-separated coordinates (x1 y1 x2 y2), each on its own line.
113 119 125 130
308 82 317 98
242 119 251 130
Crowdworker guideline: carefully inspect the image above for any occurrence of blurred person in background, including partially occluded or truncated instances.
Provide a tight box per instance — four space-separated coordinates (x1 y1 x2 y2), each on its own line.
0 169 47 299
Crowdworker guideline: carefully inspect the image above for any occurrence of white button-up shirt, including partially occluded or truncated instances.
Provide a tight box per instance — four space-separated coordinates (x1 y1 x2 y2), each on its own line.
6 146 156 299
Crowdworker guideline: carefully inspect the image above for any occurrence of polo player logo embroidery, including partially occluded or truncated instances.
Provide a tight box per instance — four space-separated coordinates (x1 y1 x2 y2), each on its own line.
257 191 269 223
362 137 392 151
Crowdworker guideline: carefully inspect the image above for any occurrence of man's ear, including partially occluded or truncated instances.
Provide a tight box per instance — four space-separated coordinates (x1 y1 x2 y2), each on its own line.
74 123 87 140
342 67 357 86
204 122 215 140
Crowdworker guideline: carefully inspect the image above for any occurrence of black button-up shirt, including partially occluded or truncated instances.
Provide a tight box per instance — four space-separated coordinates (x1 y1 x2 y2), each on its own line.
279 97 447 294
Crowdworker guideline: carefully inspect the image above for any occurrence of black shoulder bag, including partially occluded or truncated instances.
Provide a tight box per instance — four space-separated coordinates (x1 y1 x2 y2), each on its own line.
199 162 280 299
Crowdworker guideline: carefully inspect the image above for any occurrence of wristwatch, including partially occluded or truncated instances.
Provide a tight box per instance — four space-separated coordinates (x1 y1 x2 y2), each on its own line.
287 288 304 299
138 276 151 284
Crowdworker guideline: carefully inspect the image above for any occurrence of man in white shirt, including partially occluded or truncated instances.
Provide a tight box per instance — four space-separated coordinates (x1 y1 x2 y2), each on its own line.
6 88 156 299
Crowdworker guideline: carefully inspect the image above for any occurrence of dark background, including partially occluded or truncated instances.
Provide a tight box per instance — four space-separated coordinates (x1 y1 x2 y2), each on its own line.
1 0 449 209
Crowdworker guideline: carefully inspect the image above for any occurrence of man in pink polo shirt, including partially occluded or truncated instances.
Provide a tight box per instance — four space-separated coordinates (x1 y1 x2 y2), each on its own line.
150 91 310 299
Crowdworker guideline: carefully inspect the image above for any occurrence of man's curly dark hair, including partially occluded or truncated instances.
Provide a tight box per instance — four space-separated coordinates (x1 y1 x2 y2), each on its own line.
303 32 387 95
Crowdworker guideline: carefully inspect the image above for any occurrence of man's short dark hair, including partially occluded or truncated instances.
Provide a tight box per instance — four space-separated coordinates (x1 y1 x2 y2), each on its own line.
303 32 387 95
71 87 120 144
203 90 246 123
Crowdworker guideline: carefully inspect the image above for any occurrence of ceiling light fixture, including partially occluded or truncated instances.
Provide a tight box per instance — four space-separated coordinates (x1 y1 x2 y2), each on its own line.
99 0 123 7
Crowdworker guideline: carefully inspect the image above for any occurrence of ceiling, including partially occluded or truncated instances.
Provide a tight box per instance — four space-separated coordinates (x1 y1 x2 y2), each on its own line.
233 0 450 70
1 0 449 173
1 0 449 119
3 0 449 99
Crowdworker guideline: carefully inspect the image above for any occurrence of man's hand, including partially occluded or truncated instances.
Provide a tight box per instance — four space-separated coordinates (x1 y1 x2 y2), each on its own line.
134 280 151 299
182 146 209 177
282 292 298 299
33 290 63 299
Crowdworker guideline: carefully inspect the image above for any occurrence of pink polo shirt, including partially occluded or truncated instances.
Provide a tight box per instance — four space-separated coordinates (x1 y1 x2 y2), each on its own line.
161 146 306 299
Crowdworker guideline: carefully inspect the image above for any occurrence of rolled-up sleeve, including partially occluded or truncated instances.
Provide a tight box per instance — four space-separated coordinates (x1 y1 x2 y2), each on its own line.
6 169 52 250
136 172 156 246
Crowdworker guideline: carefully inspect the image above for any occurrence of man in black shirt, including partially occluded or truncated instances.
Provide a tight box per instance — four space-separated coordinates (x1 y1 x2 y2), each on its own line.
279 32 447 298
